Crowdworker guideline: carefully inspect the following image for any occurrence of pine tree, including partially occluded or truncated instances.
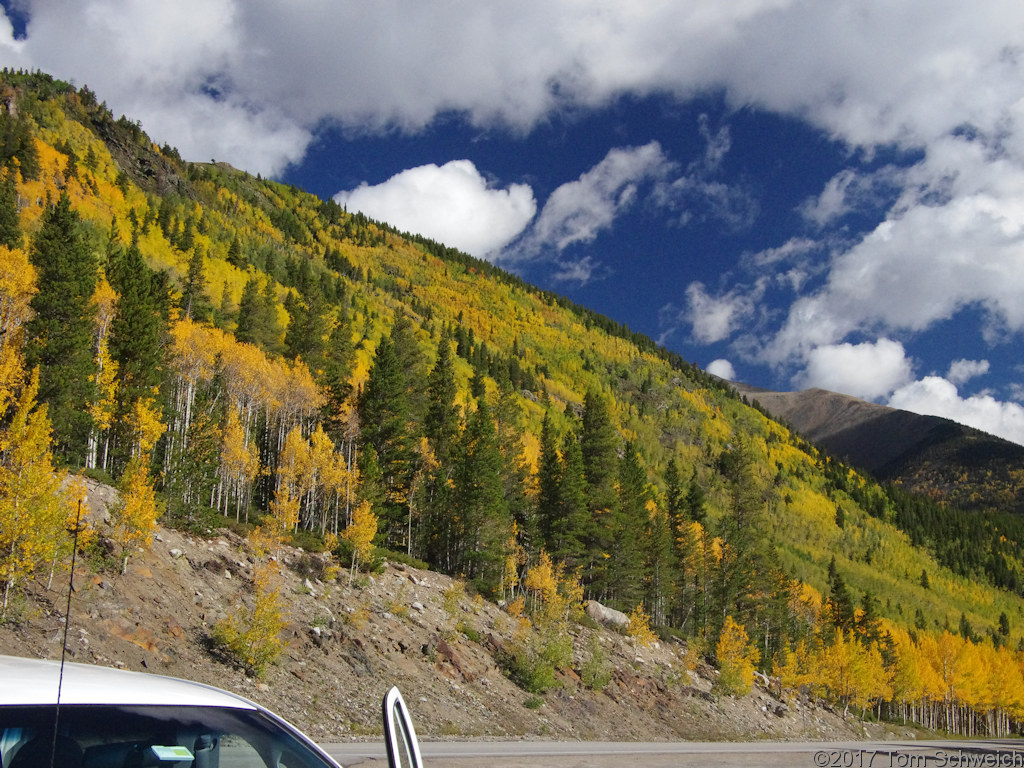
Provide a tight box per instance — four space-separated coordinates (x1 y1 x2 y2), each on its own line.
181 246 212 322
389 314 428 421
108 243 163 398
579 389 619 597
685 472 707 523
536 411 561 549
454 397 509 591
664 457 685 524
827 568 857 634
492 362 533 550
580 389 618 514
24 192 98 463
643 498 676 627
857 590 884 645
601 441 646 609
226 236 246 268
0 173 21 249
357 334 414 547
423 331 459 468
320 308 355 439
552 430 589 571
235 274 281 351
284 284 330 369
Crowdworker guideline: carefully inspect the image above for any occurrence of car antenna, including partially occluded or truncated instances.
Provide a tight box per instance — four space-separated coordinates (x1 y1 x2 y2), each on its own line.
51 497 84 768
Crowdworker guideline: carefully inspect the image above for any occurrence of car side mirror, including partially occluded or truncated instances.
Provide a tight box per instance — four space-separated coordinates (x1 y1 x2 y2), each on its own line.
382 687 423 768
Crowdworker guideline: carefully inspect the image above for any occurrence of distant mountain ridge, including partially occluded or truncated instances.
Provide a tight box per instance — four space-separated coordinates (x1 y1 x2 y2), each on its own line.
732 382 1024 514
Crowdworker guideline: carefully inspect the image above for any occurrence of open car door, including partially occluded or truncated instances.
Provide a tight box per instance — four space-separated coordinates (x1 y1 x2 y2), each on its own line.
382 687 423 768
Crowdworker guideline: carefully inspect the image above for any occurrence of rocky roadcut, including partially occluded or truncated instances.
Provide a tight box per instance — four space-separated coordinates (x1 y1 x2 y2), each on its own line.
0 481 907 745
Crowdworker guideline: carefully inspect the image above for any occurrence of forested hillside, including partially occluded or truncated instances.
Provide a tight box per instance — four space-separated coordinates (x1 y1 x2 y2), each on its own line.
4 69 1024 735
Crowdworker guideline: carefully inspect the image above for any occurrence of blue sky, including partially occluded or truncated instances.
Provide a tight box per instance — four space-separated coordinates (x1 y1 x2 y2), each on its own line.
3 1 1024 445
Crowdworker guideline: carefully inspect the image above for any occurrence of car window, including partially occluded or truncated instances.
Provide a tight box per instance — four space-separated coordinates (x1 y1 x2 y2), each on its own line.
0 704 335 768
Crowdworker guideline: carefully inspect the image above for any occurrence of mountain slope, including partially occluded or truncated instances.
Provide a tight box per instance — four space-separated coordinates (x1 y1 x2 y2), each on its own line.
4 70 1024 735
732 383 1024 514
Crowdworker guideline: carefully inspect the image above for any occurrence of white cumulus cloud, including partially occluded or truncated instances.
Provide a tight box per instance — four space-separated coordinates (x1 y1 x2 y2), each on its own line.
335 161 536 258
947 359 990 386
795 339 914 401
889 377 1024 446
518 142 673 255
6 0 1024 433
707 359 737 381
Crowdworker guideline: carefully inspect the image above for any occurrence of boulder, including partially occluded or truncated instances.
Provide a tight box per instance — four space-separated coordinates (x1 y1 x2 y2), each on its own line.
586 600 630 628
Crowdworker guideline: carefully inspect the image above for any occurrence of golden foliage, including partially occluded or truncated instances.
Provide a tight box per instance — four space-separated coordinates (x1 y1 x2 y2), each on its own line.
0 370 76 618
0 245 35 413
716 615 761 696
211 561 287 678
112 458 160 574
627 603 657 649
342 499 378 577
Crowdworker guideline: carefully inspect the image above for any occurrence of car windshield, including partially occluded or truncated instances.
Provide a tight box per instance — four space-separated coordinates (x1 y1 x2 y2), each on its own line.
0 704 335 768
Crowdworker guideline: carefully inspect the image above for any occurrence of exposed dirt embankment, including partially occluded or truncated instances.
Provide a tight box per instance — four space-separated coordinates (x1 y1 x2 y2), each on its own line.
0 479 909 744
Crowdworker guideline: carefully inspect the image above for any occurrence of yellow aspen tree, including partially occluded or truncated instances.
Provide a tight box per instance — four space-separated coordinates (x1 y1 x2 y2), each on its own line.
888 625 927 724
915 631 947 730
268 485 301 548
627 603 657 650
990 644 1024 735
218 407 260 520
86 277 118 469
87 338 118 470
167 318 226 453
853 640 891 718
0 370 73 619
112 457 160 575
716 615 761 696
131 394 164 460
523 550 585 628
955 639 989 734
774 637 826 701
499 521 526 605
0 245 36 414
523 550 559 623
342 498 377 579
276 425 309 508
934 630 965 732
212 560 286 677
46 476 92 590
305 423 336 532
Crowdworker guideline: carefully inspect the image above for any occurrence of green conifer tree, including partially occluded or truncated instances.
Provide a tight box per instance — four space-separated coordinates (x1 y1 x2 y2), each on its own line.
226 236 246 268
0 173 22 249
390 314 428 421
108 242 163 399
24 192 98 463
492 362 533 550
320 308 355 439
358 334 414 548
580 389 618 514
536 411 562 549
605 441 646 608
580 389 619 596
181 246 212 322
235 275 263 346
423 331 459 468
553 431 589 572
454 397 509 591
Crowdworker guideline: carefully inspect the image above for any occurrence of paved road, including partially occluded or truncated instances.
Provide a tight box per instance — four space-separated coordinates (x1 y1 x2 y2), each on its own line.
324 739 1024 768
